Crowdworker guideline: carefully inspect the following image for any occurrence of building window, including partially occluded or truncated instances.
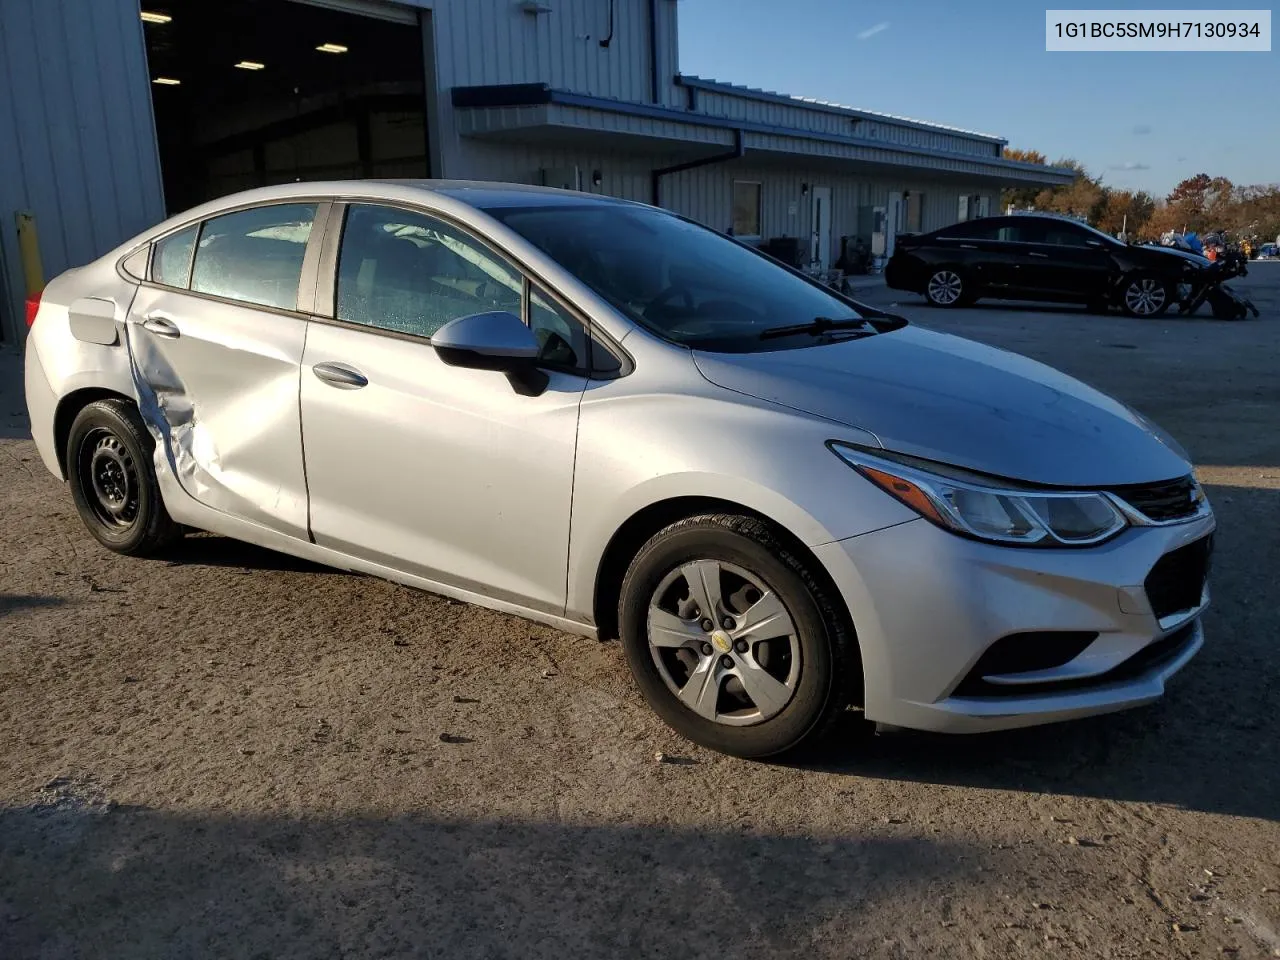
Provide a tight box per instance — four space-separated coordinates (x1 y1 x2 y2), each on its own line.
732 181 762 237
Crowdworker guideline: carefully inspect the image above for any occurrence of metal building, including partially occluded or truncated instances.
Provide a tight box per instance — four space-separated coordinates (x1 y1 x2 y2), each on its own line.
0 0 1073 343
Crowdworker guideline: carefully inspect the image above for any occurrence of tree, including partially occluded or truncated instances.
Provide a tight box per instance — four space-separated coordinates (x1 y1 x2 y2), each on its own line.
1032 158 1107 222
1001 148 1048 210
1097 189 1156 235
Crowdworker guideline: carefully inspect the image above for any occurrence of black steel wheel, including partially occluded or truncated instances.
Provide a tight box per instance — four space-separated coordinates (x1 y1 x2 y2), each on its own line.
66 399 181 555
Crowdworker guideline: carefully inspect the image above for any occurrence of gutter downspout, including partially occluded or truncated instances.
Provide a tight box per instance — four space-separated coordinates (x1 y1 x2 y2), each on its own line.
649 0 660 104
651 129 745 207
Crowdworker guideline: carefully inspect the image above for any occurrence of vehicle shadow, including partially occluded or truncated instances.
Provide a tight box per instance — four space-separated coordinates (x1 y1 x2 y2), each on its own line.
0 803 984 959
158 533 342 576
799 481 1280 823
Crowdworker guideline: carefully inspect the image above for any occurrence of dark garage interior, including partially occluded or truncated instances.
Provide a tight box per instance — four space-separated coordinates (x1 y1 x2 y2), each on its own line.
143 0 431 213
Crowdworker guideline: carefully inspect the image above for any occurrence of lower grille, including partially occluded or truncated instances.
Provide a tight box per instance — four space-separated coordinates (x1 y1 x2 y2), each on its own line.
1145 535 1213 620
952 623 1198 699
952 632 1098 697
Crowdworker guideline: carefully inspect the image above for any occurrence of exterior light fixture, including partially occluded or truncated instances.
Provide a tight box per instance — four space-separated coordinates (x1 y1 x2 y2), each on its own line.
140 11 172 23
152 77 181 85
316 43 349 53
235 61 266 70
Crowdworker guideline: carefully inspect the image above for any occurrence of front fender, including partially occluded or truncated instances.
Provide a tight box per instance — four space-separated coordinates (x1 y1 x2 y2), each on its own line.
564 388 917 623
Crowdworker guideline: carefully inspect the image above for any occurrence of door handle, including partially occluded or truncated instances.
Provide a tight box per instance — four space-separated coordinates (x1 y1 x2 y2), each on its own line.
1028 251 1050 258
312 361 368 389
141 314 181 339
958 243 978 249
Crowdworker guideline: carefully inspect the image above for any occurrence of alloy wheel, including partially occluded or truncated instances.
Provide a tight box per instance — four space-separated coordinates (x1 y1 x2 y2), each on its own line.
1124 277 1167 316
927 270 963 305
647 560 801 726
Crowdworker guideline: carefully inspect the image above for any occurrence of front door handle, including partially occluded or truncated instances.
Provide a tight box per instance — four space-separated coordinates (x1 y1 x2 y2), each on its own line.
312 361 369 389
1028 251 1050 258
958 243 978 250
141 314 181 339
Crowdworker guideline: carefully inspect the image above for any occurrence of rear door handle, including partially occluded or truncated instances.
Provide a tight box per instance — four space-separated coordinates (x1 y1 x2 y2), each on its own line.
141 314 181 339
312 361 368 389
958 244 978 250
1028 251 1050 258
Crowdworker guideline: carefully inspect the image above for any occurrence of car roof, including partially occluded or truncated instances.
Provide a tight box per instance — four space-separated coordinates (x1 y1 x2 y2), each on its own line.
376 180 635 209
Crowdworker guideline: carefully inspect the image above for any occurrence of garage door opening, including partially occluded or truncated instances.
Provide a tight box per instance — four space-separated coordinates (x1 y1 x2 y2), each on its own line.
143 0 430 213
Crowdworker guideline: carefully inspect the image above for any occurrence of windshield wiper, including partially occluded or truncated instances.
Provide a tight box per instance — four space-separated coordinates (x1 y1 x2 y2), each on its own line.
759 316 872 340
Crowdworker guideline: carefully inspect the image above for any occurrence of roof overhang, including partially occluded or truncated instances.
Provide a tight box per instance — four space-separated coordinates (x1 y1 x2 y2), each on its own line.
451 85 1076 188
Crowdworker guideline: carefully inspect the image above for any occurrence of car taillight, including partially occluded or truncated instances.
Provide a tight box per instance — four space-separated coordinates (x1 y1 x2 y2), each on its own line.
25 291 43 328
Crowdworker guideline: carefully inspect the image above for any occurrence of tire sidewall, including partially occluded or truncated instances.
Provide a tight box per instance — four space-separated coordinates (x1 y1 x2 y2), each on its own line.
619 523 836 758
925 267 966 308
66 401 168 554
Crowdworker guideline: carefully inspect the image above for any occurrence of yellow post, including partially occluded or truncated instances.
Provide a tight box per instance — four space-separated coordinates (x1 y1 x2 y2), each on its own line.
16 211 45 297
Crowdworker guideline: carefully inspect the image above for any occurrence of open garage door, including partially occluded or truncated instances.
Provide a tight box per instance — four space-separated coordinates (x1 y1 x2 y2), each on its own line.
143 0 430 213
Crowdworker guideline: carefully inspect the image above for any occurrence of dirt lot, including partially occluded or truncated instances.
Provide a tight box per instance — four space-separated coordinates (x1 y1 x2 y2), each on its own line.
2 267 1279 959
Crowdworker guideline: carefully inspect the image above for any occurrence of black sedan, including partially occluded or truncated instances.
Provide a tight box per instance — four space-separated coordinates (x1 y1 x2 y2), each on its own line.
885 214 1212 317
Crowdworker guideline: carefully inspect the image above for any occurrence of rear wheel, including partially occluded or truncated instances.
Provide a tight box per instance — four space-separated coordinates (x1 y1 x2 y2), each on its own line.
66 399 181 556
924 268 968 307
1120 275 1171 318
619 514 858 759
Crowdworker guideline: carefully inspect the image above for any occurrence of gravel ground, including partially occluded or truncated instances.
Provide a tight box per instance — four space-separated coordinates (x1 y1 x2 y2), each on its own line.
2 266 1278 959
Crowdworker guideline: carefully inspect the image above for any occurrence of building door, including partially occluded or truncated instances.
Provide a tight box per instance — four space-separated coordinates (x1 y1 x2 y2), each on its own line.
886 191 903 258
810 187 832 270
142 0 431 213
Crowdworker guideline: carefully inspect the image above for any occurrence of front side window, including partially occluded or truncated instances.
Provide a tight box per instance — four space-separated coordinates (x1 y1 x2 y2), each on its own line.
152 224 198 288
528 284 589 371
336 204 522 338
732 181 762 237
490 203 871 353
189 203 317 310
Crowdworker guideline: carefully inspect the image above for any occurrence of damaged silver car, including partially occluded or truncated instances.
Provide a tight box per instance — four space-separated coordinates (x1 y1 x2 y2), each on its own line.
24 181 1214 758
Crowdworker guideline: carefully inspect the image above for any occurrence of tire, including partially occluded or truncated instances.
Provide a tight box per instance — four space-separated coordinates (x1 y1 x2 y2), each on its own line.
66 398 181 556
1119 274 1172 318
924 267 968 308
618 514 859 759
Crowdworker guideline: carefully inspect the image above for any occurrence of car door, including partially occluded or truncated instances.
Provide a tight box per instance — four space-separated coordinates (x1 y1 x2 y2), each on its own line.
299 202 591 615
126 201 325 540
931 220 1018 293
1014 220 1113 300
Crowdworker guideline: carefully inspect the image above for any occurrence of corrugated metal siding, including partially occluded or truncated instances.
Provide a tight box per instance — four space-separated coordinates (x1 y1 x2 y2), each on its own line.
431 0 680 178
0 0 164 341
691 90 1000 159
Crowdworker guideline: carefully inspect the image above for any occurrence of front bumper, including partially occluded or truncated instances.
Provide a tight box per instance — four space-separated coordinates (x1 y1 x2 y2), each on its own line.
812 512 1215 734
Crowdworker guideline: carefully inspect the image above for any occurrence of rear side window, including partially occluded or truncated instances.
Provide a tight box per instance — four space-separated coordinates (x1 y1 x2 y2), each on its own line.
190 203 317 310
152 225 198 287
936 222 999 241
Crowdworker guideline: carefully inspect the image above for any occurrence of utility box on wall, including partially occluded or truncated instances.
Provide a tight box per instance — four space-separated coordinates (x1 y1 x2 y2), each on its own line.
540 166 581 191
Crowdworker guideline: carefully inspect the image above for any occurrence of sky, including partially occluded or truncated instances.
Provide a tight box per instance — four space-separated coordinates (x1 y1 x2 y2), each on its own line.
676 0 1277 196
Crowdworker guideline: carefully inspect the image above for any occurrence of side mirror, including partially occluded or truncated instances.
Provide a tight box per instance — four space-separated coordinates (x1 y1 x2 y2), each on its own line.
432 310 548 396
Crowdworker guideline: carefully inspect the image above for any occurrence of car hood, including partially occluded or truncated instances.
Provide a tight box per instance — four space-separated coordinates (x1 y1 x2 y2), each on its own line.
1139 245 1212 268
692 327 1191 487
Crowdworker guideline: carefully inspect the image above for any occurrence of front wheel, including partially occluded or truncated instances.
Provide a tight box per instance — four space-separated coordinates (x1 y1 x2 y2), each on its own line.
924 268 968 308
618 514 859 759
1120 275 1171 318
66 399 181 556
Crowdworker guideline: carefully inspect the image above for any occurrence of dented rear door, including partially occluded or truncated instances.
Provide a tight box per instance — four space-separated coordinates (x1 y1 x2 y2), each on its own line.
125 201 323 540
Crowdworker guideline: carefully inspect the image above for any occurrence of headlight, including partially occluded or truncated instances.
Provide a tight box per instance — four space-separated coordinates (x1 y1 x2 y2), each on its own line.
831 444 1128 547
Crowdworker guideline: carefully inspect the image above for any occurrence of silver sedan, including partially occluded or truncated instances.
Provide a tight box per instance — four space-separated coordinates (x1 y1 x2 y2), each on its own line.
24 181 1215 757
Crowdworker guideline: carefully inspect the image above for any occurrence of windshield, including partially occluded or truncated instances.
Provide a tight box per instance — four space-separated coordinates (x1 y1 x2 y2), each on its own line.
488 204 868 352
